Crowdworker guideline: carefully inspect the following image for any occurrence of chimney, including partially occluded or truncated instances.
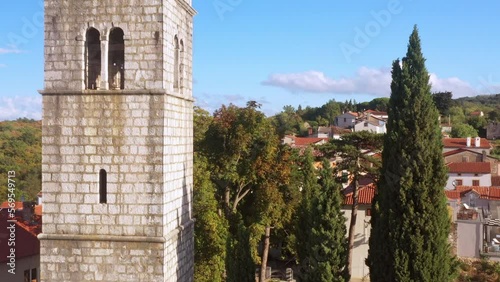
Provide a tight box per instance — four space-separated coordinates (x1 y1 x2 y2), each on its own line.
475 137 481 147
308 127 313 136
466 137 471 147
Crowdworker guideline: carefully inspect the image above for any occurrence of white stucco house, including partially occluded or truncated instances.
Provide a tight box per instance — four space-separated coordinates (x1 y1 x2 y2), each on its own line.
335 112 358 129
342 183 376 280
445 162 492 190
445 187 500 260
354 117 386 134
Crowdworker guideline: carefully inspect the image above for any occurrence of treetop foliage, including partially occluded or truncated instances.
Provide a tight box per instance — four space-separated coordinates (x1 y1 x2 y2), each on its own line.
0 119 42 202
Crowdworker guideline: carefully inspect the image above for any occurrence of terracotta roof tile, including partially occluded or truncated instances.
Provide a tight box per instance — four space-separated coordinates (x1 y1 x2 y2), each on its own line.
364 110 387 116
447 162 490 174
442 138 491 149
293 137 328 147
445 190 461 200
343 184 376 205
445 186 500 200
0 216 40 263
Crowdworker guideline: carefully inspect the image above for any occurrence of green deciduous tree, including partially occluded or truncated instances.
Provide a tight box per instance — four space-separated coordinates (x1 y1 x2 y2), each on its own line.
450 123 479 138
193 154 228 282
368 97 390 112
368 26 456 282
250 145 296 282
432 91 453 115
0 119 42 202
201 101 293 281
300 159 348 282
449 106 466 125
203 102 277 215
467 115 488 132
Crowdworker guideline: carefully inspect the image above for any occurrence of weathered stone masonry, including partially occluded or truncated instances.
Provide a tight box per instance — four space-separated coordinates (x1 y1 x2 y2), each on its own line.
39 1 195 281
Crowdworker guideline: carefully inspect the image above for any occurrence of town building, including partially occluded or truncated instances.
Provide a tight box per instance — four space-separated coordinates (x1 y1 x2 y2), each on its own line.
443 137 492 154
334 112 358 129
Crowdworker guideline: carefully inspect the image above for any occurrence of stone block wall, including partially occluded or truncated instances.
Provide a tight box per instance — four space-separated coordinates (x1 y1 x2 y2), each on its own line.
42 93 167 237
40 239 164 281
40 91 194 281
44 0 194 95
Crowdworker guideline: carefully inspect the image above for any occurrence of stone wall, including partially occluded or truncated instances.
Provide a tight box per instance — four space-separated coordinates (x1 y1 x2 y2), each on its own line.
40 92 194 281
43 0 194 96
40 238 164 281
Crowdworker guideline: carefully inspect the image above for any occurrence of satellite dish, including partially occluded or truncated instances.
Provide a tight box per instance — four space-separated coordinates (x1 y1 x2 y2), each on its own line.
452 180 457 187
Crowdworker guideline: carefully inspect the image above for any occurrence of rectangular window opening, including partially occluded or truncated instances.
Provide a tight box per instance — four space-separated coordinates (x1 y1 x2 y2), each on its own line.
99 169 107 203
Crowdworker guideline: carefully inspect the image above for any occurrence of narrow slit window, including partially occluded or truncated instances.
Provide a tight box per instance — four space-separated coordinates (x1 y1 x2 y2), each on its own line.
99 169 107 203
179 39 184 90
108 28 125 90
85 28 101 90
174 35 179 89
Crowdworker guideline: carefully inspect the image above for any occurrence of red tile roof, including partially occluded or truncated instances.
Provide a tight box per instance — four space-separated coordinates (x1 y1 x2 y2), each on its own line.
447 162 491 174
365 110 388 116
442 138 491 149
470 111 483 116
0 216 40 263
293 137 328 147
343 184 376 205
445 190 461 200
445 186 500 200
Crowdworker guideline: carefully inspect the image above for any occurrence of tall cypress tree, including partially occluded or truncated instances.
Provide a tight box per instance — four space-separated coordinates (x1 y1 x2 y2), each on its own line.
301 159 348 282
296 147 320 269
367 26 456 281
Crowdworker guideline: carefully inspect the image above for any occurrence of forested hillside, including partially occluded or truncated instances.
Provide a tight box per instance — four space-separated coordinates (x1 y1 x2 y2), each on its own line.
0 118 42 202
271 93 500 138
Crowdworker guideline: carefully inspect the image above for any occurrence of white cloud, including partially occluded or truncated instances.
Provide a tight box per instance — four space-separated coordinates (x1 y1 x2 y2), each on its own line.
262 67 482 98
428 74 478 98
0 47 22 54
0 96 42 121
262 67 392 96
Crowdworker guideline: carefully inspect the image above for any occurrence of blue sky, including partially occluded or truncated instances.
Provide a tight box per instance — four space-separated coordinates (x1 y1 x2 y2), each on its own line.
1 0 500 120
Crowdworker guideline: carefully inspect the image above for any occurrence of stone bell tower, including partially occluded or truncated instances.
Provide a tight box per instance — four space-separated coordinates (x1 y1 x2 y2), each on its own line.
39 0 195 281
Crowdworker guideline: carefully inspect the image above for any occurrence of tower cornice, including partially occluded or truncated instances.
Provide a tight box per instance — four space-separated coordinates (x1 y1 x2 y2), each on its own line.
175 0 197 16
